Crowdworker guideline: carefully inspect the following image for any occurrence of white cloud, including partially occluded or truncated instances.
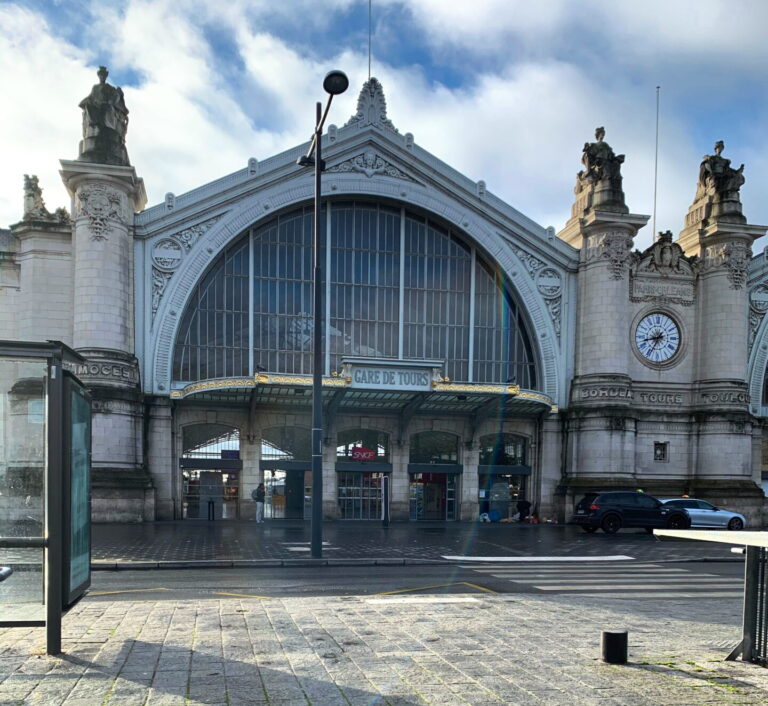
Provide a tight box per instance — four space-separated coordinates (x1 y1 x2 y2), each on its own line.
1 0 766 258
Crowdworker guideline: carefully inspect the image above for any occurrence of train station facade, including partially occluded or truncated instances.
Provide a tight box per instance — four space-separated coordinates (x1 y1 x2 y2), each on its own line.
2 70 768 524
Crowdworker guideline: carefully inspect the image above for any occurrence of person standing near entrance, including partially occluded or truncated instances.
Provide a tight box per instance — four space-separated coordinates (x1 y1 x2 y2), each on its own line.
516 496 532 523
252 483 265 523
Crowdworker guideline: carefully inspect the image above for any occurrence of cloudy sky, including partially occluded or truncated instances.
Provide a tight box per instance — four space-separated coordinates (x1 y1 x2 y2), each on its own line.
2 0 767 251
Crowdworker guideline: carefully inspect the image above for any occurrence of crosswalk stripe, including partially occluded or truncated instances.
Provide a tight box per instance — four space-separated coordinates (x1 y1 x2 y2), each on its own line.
501 576 734 584
564 592 742 600
491 573 728 586
473 568 693 575
532 582 737 591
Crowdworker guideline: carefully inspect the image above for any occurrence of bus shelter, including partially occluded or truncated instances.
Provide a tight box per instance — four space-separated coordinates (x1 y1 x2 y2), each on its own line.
0 341 91 655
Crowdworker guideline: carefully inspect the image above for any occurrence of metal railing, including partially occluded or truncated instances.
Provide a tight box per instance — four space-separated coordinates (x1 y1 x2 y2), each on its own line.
728 546 768 664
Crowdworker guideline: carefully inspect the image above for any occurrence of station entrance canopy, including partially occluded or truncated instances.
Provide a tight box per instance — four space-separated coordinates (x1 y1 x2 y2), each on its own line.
171 359 554 443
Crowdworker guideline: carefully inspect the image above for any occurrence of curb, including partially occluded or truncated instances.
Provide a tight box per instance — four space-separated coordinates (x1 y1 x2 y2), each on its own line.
89 555 742 570
90 558 451 570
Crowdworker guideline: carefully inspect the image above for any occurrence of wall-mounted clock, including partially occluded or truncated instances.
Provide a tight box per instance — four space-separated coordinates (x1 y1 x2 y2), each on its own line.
634 312 680 364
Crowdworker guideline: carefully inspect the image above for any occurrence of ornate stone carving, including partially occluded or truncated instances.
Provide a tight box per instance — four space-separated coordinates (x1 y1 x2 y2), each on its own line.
327 152 415 180
150 214 226 322
21 175 70 224
511 247 545 277
724 241 750 290
702 240 750 289
174 215 224 251
76 184 125 240
343 77 399 133
629 231 697 306
77 66 130 166
151 269 173 317
586 230 633 279
572 127 628 215
152 238 183 271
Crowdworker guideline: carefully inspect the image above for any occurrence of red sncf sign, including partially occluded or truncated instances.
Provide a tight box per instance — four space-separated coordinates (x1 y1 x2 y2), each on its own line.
351 447 376 461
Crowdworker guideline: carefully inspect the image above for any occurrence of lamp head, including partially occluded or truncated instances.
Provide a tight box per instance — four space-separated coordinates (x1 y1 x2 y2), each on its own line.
323 70 349 96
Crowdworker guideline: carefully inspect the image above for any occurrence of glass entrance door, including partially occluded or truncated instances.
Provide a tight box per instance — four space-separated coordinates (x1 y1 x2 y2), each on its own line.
265 469 311 519
409 473 458 520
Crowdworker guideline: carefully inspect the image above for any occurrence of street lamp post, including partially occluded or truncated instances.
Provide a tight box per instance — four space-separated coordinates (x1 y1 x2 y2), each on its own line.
297 70 349 559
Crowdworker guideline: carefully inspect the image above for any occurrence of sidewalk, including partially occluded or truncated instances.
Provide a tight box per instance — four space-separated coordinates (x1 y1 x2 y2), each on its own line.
87 521 746 569
1 590 767 704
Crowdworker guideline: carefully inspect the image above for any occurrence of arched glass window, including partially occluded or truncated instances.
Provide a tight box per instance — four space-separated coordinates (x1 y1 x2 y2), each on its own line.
182 424 240 458
261 427 311 461
409 431 459 464
478 433 526 466
336 429 390 462
173 202 539 386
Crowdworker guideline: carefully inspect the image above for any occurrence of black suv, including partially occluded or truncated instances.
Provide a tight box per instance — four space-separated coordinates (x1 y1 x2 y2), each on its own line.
571 491 691 534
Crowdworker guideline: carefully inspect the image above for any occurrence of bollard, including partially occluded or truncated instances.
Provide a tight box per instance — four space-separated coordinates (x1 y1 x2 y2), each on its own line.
601 630 628 664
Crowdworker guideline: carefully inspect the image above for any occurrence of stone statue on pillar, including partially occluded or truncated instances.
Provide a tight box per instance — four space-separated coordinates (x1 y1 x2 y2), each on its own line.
693 141 745 218
572 127 628 216
77 66 130 166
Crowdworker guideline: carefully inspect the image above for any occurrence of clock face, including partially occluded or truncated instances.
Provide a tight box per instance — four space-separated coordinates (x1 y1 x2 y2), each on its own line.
635 313 680 364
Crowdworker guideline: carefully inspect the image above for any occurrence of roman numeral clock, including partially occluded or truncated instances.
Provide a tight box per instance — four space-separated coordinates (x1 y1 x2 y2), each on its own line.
634 312 681 365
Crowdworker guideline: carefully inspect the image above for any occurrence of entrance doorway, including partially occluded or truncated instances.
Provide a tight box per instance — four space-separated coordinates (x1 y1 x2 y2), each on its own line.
182 469 239 519
264 469 311 519
409 473 458 521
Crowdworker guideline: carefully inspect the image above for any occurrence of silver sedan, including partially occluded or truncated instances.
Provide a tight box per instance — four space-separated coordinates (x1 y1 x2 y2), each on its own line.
659 498 746 530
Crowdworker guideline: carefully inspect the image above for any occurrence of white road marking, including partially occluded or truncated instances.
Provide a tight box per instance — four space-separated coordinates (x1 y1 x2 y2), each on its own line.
444 555 634 562
365 596 480 605
564 592 742 600
532 582 738 591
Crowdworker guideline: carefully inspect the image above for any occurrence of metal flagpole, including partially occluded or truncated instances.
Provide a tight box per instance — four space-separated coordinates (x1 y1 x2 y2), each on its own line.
652 85 660 239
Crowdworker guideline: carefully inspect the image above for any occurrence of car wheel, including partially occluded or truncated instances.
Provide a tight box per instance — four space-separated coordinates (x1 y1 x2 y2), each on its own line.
728 517 744 531
666 513 690 530
601 514 622 534
581 525 598 533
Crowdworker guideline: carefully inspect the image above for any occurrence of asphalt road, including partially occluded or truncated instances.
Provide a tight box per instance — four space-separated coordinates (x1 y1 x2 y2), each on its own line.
84 560 746 602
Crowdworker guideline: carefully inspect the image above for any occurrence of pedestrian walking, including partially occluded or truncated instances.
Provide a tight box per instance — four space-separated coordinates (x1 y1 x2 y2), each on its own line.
516 496 531 523
252 482 265 523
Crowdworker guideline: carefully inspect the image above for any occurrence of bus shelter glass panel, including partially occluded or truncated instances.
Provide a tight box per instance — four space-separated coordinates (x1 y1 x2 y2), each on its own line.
0 358 47 622
478 433 528 518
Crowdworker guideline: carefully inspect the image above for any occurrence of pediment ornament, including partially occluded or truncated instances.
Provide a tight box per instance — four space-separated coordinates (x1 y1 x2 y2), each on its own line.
343 78 399 134
634 231 696 277
327 152 416 181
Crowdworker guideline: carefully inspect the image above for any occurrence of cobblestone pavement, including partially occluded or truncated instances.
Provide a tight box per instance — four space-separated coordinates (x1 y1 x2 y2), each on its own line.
1 591 767 705
85 521 745 566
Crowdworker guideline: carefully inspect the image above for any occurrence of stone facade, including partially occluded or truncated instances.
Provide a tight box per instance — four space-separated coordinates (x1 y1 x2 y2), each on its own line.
2 73 767 525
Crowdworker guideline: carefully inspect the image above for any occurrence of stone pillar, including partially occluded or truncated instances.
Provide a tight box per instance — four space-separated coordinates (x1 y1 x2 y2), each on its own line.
678 153 766 483
239 431 261 521
322 442 339 520
390 442 410 521
60 160 151 522
538 415 563 520
146 396 174 520
557 129 649 488
460 445 479 521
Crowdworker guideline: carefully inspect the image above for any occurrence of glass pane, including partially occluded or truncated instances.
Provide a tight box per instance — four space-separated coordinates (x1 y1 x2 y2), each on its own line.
68 382 91 596
0 549 44 622
0 357 47 622
0 358 47 537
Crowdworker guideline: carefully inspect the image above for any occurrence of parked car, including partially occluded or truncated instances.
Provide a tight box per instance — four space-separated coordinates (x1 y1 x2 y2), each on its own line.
659 498 746 530
571 491 691 534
